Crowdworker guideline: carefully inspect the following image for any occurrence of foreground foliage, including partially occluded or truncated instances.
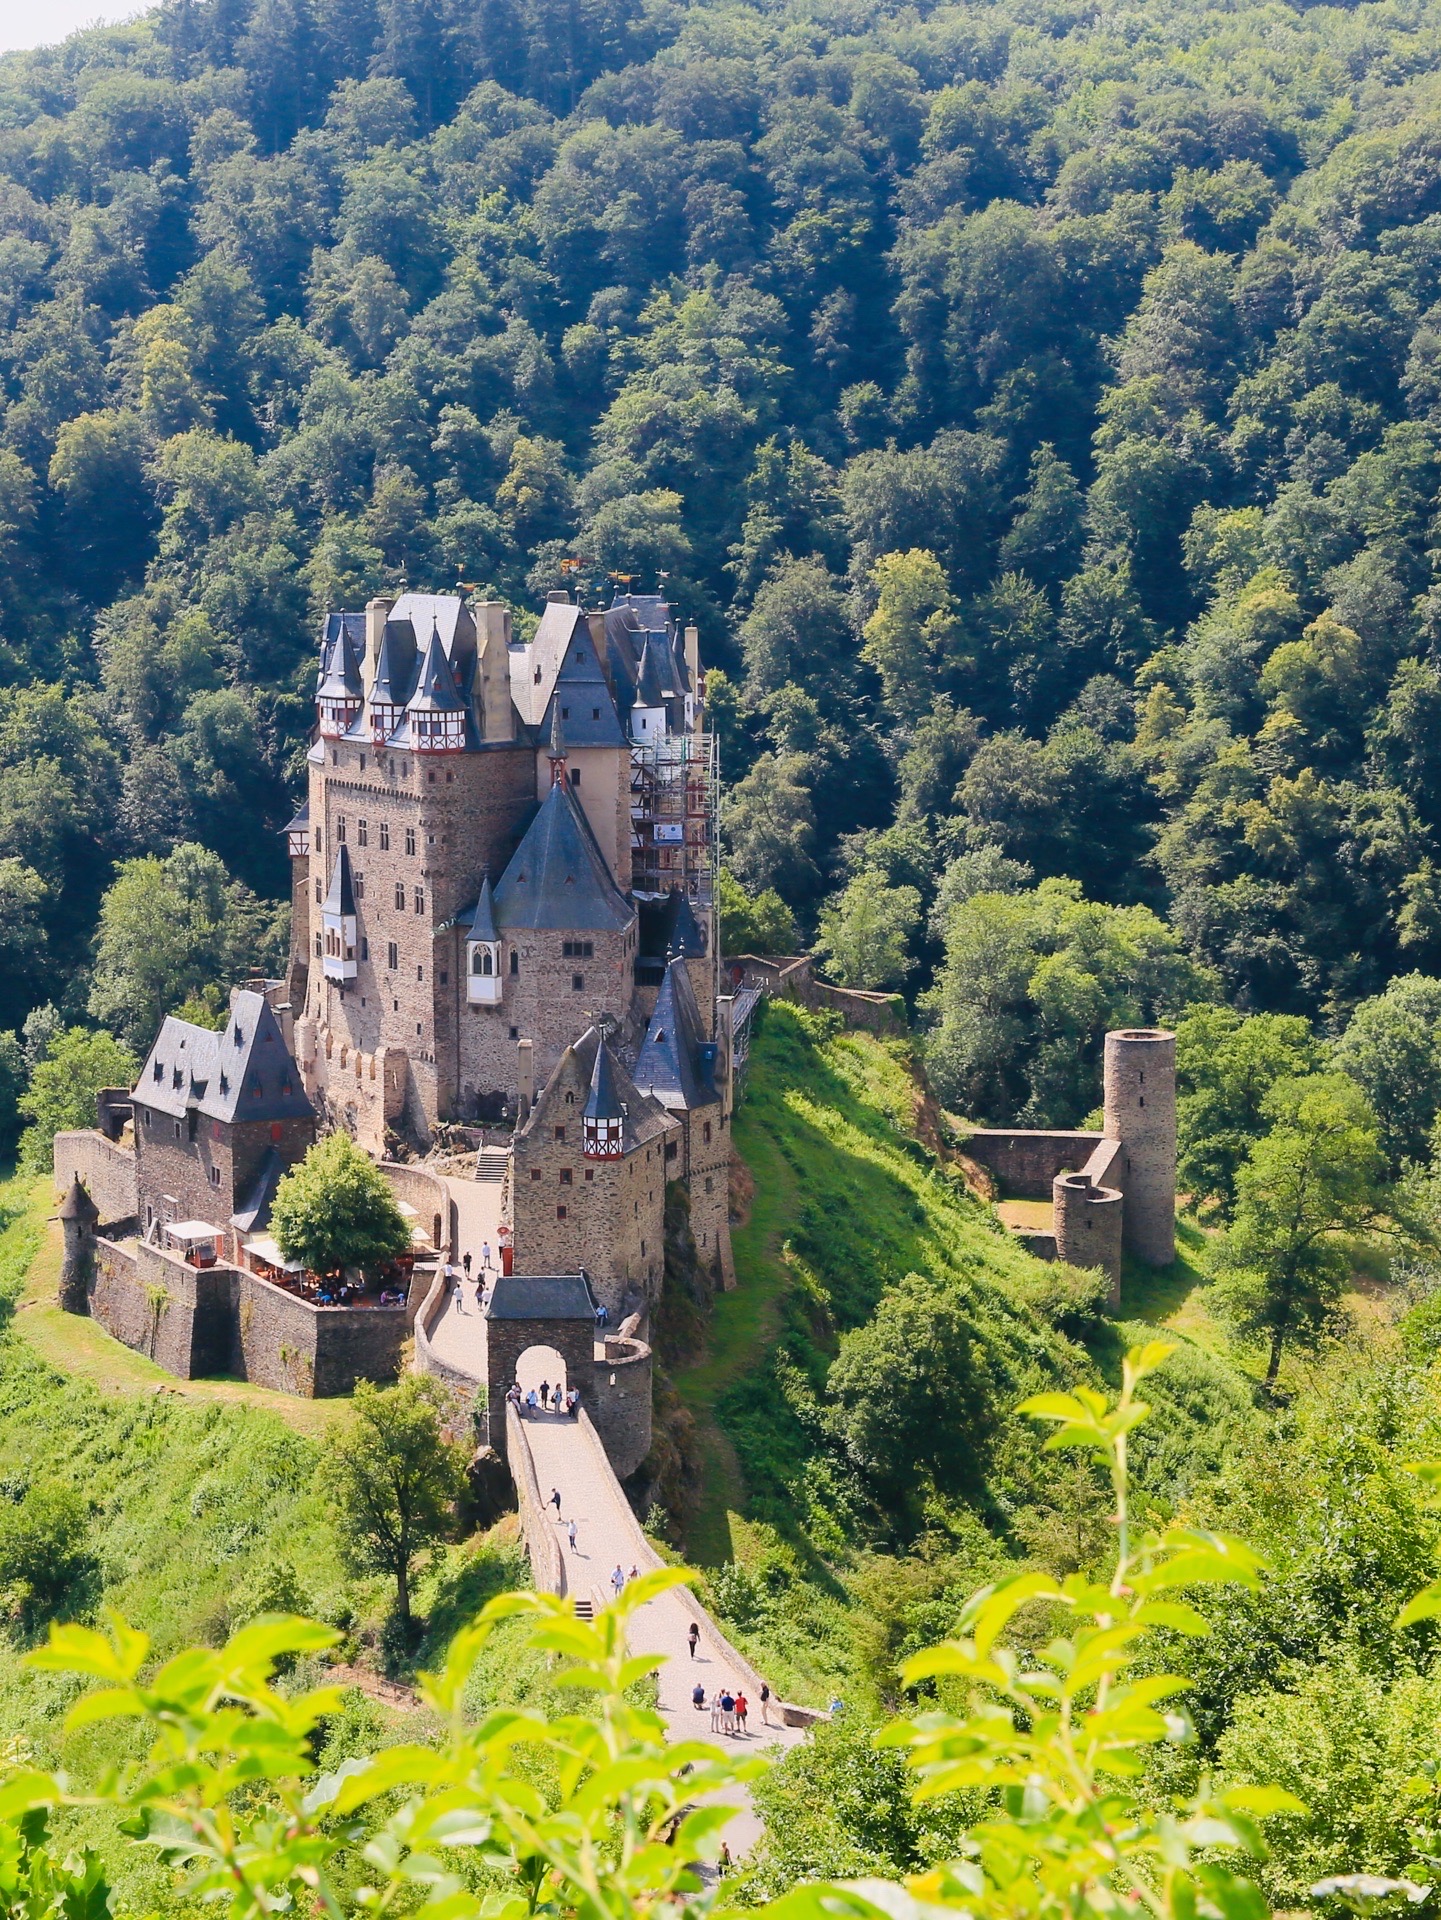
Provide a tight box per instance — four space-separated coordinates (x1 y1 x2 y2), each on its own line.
0 1348 1316 1920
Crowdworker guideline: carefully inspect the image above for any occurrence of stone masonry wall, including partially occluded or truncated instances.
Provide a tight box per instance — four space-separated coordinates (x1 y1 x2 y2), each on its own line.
131 1111 314 1258
379 1160 453 1257
53 1132 137 1228
590 1333 653 1481
90 1239 232 1377
964 1129 1105 1198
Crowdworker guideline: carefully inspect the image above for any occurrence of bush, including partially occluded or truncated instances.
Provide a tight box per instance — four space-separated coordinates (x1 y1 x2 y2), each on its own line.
0 1479 90 1620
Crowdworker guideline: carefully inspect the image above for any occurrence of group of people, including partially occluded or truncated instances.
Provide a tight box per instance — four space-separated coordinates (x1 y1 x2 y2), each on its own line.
447 1246 495 1315
690 1681 750 1735
507 1381 580 1418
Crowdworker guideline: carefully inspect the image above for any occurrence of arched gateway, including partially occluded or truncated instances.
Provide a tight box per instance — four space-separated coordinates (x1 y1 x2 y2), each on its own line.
483 1273 596 1450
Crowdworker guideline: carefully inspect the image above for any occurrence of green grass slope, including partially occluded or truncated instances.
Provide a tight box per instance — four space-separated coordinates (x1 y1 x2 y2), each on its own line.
673 1003 1259 1707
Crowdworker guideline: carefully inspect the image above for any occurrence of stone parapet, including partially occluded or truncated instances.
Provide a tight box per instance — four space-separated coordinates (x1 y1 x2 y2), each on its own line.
54 1133 137 1230
505 1399 565 1596
963 1129 1105 1199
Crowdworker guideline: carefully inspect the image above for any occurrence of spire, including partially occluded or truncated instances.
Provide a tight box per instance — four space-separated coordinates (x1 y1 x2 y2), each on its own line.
322 843 356 917
470 871 498 943
407 618 465 713
548 700 568 785
58 1175 98 1225
317 622 363 702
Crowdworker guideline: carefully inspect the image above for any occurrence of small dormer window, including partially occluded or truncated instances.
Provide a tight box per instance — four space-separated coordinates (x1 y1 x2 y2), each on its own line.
153 1060 162 1081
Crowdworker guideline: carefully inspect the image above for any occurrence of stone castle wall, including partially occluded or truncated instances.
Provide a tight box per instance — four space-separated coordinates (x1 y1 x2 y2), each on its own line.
379 1159 453 1257
963 1129 1105 1197
590 1333 653 1481
54 1132 137 1228
130 1112 315 1256
87 1237 405 1396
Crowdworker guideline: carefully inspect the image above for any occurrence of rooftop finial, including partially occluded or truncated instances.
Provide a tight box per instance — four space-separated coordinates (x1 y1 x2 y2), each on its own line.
548 701 567 784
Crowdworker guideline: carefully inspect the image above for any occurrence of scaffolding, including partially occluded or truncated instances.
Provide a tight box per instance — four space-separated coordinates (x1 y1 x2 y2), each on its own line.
629 729 719 906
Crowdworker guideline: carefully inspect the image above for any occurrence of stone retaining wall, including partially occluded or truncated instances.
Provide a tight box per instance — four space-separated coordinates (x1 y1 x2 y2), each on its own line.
506 1399 565 1595
54 1133 137 1229
727 955 905 1037
591 1334 653 1482
963 1129 1104 1198
380 1161 454 1257
88 1237 406 1396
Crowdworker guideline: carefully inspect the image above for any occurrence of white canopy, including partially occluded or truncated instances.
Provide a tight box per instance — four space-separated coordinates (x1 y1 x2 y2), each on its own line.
167 1220 220 1244
243 1236 305 1274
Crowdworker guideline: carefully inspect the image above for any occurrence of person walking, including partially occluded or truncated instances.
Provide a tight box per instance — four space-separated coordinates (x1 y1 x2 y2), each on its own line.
481 1241 492 1271
719 1844 732 1874
735 1690 748 1734
552 1383 564 1413
539 1378 550 1407
550 1486 562 1519
611 1564 625 1600
709 1691 721 1733
687 1621 699 1659
759 1682 771 1725
462 1251 472 1281
525 1388 538 1415
567 1519 578 1551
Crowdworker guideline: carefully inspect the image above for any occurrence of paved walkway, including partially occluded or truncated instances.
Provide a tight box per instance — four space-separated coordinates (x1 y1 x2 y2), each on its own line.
519 1403 806 1854
425 1173 504 1376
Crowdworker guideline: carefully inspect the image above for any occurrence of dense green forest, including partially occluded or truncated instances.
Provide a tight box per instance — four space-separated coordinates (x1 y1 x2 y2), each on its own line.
11 0 1441 1128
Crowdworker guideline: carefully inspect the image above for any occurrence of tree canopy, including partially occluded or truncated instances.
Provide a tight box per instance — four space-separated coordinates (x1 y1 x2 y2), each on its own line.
269 1132 412 1277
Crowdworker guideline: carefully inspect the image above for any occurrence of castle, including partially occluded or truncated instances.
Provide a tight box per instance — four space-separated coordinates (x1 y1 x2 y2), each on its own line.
51 585 735 1472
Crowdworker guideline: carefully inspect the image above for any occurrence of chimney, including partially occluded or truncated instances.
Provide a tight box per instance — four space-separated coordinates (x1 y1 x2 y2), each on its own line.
684 622 700 690
517 1037 534 1126
472 600 514 743
364 597 393 696
545 589 571 604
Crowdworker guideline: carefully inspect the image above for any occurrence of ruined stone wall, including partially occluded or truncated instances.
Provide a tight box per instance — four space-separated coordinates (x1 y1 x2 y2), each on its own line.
53 1133 137 1228
964 1129 1105 1198
379 1160 453 1257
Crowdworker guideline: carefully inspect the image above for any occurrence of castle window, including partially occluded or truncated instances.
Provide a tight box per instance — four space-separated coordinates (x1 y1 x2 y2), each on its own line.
153 1060 162 1081
473 949 492 976
439 969 448 985
705 1176 713 1193
405 828 416 856
572 974 584 991
315 880 322 905
174 1122 181 1138
554 1126 565 1142
703 1122 712 1144
565 1091 574 1104
446 771 453 783
585 1168 593 1182
592 708 600 720
314 934 322 957
428 770 436 784
414 888 425 914
509 1026 518 1039
379 822 390 851
355 873 364 899
556 1205 567 1220
562 941 593 958
531 1168 541 1180
510 951 518 976
560 1169 572 1185
336 817 345 842
209 1165 220 1188
395 883 405 909
416 964 424 981
360 938 369 962
665 1142 678 1161
359 754 366 771
571 768 580 786
314 826 321 852
358 819 368 846
387 941 398 970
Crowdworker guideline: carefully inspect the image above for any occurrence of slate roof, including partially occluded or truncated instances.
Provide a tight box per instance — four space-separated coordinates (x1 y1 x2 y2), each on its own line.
407 621 467 713
370 619 417 707
317 618 363 701
135 991 314 1126
634 956 719 1113
281 800 309 837
485 1272 597 1321
494 777 633 932
231 1146 287 1235
539 617 628 749
509 599 590 730
637 886 707 959
468 873 498 942
583 1036 627 1125
523 1025 674 1155
389 592 473 666
323 843 356 917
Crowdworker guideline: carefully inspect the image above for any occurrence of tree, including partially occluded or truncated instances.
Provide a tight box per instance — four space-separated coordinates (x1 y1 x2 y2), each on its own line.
724 752 820 901
827 1271 997 1518
716 868 800 956
326 1375 469 1625
88 843 286 1050
1210 1074 1386 1386
816 870 921 990
0 1479 90 1623
269 1132 411 1278
861 549 964 726
1333 973 1441 1167
1175 1006 1325 1213
18 1027 137 1172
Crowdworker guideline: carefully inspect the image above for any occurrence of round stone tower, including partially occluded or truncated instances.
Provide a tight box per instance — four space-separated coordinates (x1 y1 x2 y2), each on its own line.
57 1175 99 1316
1052 1170 1124 1305
1103 1027 1176 1267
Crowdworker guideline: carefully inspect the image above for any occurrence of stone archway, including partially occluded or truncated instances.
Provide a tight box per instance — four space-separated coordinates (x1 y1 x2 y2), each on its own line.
513 1342 568 1409
483 1273 596 1452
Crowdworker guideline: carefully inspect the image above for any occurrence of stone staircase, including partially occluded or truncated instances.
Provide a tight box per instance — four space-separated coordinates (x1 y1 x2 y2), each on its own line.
474 1146 509 1183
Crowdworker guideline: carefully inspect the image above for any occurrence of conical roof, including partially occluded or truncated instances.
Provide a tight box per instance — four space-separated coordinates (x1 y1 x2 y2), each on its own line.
549 699 566 760
468 873 498 943
407 620 466 713
317 621 363 702
322 843 356 917
494 779 632 932
583 1035 627 1125
635 632 670 708
370 618 416 706
58 1175 98 1224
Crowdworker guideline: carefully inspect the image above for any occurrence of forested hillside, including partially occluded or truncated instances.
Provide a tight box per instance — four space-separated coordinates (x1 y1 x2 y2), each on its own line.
8 0 1441 1127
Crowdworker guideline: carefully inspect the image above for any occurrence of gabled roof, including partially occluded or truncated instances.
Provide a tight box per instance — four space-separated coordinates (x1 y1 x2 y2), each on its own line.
538 615 628 749
408 621 467 713
281 800 309 836
323 844 356 917
522 1025 673 1154
635 956 719 1112
135 991 314 1126
494 778 633 932
634 632 671 708
389 592 473 667
637 887 707 958
509 598 590 730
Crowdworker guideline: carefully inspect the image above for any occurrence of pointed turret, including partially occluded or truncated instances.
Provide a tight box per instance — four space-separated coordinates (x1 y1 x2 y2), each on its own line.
408 619 467 751
322 843 356 917
463 873 502 1003
471 871 498 943
548 700 567 784
317 621 364 736
368 616 416 738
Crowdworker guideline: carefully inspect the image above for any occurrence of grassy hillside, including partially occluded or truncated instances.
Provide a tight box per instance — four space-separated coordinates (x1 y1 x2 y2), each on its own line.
673 1002 1259 1706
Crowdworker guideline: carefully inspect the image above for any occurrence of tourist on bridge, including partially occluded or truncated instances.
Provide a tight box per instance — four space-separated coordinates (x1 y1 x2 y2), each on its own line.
687 1621 699 1659
552 1383 563 1412
611 1564 625 1599
462 1251 472 1280
759 1682 771 1725
691 1682 705 1711
550 1486 562 1518
539 1378 549 1405
735 1691 748 1734
568 1519 578 1550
